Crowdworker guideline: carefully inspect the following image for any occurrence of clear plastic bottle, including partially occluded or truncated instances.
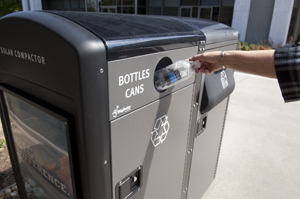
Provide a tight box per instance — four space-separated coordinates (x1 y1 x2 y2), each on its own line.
154 59 201 91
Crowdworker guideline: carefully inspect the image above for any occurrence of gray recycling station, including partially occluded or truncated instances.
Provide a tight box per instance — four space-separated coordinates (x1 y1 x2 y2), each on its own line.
0 11 238 199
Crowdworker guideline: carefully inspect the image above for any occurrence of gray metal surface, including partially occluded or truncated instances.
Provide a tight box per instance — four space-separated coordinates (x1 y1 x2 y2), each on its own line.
201 25 239 45
167 17 239 45
187 98 228 199
110 85 194 199
180 48 205 199
185 43 237 199
108 47 198 121
205 41 238 51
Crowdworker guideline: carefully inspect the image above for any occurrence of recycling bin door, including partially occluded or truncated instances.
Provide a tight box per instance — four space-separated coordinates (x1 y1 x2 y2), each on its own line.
110 84 193 199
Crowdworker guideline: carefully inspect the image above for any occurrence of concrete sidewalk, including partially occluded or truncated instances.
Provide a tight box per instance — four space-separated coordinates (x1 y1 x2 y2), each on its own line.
202 72 300 199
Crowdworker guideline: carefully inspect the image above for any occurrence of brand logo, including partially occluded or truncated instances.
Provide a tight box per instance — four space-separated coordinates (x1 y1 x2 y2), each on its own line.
112 105 132 118
151 115 170 147
220 70 229 89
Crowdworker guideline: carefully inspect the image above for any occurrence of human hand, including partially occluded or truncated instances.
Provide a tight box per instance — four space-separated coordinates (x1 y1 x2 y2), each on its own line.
189 51 224 74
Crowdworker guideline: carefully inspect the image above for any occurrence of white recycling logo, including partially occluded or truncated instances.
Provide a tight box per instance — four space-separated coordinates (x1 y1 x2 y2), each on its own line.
151 115 170 147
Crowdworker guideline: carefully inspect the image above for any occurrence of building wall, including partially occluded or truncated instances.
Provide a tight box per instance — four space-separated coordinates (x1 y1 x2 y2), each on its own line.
293 2 300 40
22 0 295 47
231 0 251 42
289 0 300 41
232 0 294 47
245 0 275 44
22 0 42 11
269 0 294 47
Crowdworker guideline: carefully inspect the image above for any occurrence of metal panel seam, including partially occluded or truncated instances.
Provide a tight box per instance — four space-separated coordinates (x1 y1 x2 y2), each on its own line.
213 96 230 178
181 83 196 199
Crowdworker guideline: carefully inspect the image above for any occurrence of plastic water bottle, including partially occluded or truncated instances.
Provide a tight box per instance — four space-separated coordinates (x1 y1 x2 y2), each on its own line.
154 60 201 91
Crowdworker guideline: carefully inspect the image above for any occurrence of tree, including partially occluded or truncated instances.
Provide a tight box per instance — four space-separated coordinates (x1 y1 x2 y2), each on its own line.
0 0 23 18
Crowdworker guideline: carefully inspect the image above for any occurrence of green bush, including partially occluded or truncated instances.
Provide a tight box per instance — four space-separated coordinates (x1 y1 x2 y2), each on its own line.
0 137 5 152
239 42 274 51
0 0 22 18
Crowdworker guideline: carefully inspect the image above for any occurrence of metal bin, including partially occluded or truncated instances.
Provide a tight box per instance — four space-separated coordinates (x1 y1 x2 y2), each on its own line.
0 11 238 199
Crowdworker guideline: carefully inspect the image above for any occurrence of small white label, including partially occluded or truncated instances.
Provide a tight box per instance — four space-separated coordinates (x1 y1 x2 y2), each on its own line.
112 105 131 118
220 71 229 89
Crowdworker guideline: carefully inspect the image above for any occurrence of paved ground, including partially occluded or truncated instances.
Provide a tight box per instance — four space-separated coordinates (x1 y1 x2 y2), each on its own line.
202 72 300 199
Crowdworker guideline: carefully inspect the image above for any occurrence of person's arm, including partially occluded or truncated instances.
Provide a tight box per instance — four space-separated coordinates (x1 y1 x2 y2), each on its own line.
189 50 276 78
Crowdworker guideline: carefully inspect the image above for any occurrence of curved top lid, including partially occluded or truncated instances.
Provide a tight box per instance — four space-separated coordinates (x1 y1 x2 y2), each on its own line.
46 11 206 60
168 17 239 45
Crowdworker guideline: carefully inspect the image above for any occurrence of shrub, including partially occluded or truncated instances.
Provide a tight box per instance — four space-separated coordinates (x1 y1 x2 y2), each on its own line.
239 42 274 51
0 138 5 152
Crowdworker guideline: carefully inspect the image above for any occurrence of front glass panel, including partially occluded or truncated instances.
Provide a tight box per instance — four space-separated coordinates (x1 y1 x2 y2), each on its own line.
4 92 74 199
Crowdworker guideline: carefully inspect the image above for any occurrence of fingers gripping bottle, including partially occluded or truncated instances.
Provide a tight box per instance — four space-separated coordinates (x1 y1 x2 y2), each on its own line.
154 59 201 91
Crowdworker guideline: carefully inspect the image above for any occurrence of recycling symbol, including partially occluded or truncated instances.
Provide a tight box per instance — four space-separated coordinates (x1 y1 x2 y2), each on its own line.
151 115 170 147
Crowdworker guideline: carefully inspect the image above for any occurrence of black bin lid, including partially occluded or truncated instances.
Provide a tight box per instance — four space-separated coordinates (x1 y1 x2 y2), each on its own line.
45 11 206 61
167 17 239 45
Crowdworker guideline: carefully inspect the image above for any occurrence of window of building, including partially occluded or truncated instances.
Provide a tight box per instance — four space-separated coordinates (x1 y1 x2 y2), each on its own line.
122 6 135 14
180 0 199 6
200 0 221 6
287 0 300 43
41 0 227 24
102 0 117 6
149 0 162 15
123 0 134 5
63 0 71 10
42 0 86 11
192 7 198 17
98 0 135 14
163 0 179 16
212 7 219 21
138 0 146 14
200 7 211 20
219 0 235 26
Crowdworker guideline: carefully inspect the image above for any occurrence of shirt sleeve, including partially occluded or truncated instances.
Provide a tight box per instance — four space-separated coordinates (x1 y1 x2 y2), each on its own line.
274 46 300 103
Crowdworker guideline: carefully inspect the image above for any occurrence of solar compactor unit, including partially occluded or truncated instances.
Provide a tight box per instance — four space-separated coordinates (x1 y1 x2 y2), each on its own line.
0 11 238 199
